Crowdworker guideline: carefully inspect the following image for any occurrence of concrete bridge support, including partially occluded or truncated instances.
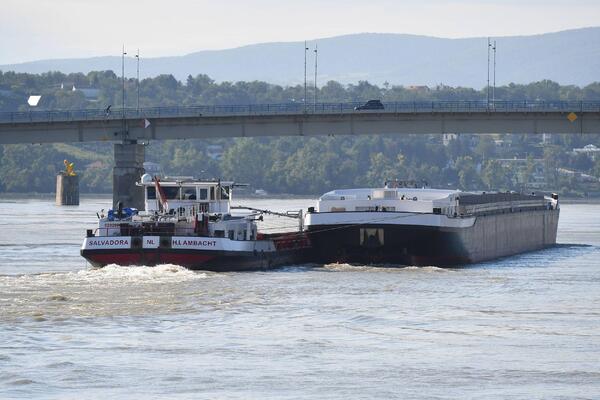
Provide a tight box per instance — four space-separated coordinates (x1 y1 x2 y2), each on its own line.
55 174 79 206
113 142 145 210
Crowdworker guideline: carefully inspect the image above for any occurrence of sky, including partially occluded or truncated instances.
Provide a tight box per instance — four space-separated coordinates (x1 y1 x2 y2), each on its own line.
0 0 599 65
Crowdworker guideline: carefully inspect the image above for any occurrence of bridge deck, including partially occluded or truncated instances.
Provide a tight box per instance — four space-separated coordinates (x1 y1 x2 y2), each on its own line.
1 100 600 124
0 101 599 144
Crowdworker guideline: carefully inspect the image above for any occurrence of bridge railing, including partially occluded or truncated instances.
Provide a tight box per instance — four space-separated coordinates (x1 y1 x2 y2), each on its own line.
1 100 599 124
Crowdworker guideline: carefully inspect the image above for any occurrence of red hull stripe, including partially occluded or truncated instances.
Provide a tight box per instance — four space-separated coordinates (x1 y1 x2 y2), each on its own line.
89 253 142 266
159 253 214 265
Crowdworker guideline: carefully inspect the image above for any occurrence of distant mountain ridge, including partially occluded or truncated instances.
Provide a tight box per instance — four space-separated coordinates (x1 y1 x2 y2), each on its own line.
2 27 599 88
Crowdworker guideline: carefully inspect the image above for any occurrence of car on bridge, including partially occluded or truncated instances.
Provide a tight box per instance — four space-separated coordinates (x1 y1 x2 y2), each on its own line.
354 99 385 111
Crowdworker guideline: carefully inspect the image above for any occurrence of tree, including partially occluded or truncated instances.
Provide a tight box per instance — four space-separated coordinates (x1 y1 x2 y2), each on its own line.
523 155 536 188
366 152 406 187
474 135 496 162
543 145 562 188
481 160 509 190
454 156 480 190
221 139 272 189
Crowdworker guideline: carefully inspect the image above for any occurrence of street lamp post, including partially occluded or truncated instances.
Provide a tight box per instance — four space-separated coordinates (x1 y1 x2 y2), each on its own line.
492 40 497 107
135 49 140 113
486 37 491 107
314 44 318 111
122 45 127 119
304 41 308 112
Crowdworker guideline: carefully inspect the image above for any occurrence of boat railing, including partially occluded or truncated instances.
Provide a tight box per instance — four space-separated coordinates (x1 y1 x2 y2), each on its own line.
174 203 210 218
142 203 211 219
94 226 200 238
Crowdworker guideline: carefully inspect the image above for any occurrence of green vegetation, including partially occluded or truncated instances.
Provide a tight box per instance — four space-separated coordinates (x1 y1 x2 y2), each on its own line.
1 70 600 196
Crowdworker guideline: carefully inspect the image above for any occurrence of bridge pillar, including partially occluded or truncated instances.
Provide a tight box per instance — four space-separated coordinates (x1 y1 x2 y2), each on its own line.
113 142 145 210
55 173 79 206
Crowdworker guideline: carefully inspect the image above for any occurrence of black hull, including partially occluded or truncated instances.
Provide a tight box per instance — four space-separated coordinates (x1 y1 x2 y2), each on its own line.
307 224 470 266
307 209 559 266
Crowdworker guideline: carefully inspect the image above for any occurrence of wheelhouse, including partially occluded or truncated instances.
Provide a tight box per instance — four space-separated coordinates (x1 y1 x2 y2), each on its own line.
138 174 234 214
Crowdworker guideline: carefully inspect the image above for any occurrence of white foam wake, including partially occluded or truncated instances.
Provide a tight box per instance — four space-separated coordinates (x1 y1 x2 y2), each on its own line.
323 263 450 273
75 264 209 283
0 264 209 289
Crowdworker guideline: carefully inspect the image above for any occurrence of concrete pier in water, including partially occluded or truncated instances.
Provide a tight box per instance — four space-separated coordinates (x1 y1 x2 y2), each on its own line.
56 174 79 206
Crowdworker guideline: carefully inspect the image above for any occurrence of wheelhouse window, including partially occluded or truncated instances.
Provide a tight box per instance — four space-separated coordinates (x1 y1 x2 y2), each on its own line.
162 187 179 200
147 187 156 200
181 187 196 200
210 186 215 200
199 188 208 200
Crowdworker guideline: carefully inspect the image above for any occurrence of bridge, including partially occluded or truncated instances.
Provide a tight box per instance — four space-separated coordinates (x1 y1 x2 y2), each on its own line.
1 100 599 144
1 100 598 208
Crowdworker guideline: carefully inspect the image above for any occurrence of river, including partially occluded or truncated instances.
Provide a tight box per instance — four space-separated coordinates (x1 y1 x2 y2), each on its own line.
1 196 599 399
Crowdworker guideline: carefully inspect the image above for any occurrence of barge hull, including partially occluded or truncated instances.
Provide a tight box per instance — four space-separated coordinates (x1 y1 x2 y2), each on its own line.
307 209 559 266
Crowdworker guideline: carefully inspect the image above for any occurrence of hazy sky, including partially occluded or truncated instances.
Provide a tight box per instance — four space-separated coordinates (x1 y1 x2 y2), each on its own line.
1 0 598 64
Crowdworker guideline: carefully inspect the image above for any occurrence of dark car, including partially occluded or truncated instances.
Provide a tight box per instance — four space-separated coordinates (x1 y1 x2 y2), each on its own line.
354 99 385 110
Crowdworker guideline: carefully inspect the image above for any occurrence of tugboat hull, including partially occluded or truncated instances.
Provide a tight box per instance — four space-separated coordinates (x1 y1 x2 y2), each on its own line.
81 234 311 272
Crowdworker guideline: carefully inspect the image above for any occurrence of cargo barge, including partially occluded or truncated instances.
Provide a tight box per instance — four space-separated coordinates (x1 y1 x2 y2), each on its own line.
81 174 310 271
304 181 559 266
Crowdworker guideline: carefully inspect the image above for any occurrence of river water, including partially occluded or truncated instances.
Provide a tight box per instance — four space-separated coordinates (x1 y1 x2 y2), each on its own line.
0 196 599 399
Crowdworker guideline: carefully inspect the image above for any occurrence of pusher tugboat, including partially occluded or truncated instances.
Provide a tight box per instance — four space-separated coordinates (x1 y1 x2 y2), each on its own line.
81 174 310 271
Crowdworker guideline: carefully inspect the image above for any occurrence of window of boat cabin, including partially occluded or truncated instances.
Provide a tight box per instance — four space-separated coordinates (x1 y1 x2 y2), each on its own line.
162 186 179 200
147 187 156 200
146 186 181 200
181 187 196 200
199 188 208 201
210 186 215 200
